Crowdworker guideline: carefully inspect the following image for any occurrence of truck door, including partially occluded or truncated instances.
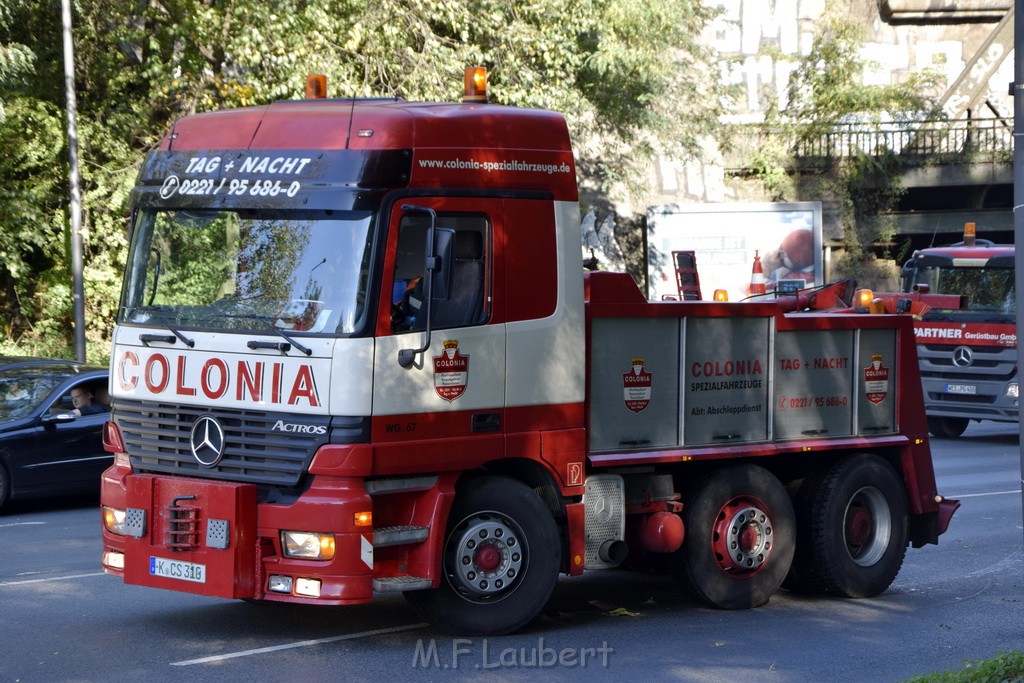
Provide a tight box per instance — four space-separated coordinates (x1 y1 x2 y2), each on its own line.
371 199 506 471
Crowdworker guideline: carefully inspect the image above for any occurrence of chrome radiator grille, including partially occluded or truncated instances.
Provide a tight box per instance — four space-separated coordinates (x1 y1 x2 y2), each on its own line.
114 399 333 487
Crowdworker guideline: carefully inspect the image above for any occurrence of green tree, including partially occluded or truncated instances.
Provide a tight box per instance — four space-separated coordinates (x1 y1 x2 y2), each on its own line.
750 11 942 285
0 0 720 361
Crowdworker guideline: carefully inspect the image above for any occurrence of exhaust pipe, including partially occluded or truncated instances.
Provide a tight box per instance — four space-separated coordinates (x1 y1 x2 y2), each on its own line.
598 539 628 565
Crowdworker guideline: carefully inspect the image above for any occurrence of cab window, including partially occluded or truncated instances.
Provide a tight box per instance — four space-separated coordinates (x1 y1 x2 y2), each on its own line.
391 214 489 333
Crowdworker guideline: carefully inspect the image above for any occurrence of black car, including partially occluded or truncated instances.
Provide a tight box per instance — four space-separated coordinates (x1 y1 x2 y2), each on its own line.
0 358 111 509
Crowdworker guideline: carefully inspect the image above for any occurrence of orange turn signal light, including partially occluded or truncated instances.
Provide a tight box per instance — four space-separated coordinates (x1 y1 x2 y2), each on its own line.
354 511 372 527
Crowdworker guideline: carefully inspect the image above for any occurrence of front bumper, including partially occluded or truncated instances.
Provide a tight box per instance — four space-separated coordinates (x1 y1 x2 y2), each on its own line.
101 471 375 604
923 378 1019 422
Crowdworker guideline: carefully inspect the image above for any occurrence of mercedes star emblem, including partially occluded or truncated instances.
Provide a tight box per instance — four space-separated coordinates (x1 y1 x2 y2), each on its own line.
190 415 225 467
951 346 973 368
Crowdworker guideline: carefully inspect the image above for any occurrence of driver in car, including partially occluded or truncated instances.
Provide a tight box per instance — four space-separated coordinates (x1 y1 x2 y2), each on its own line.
70 387 108 416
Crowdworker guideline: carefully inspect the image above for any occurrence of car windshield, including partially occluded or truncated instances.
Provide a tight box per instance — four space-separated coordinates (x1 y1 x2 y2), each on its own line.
0 366 73 420
908 265 1015 313
121 209 376 334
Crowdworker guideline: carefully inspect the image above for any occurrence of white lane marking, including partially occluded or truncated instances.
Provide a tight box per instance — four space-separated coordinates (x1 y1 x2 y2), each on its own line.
966 550 1023 579
171 623 430 666
0 572 106 586
0 522 46 528
951 489 1021 498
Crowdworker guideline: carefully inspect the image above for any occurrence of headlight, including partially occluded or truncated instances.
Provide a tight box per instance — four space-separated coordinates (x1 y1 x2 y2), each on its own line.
1006 382 1018 399
281 531 336 560
103 506 127 535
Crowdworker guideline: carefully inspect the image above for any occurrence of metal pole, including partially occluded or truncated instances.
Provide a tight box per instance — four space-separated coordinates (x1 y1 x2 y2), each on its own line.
62 0 86 362
1012 1 1024 542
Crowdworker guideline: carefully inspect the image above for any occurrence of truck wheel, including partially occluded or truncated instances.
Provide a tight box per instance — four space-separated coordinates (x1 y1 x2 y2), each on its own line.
674 464 795 609
0 463 8 508
404 476 559 635
927 417 969 438
786 454 907 598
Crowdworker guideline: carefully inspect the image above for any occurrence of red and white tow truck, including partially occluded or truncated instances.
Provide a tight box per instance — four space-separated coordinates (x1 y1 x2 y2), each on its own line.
99 70 957 635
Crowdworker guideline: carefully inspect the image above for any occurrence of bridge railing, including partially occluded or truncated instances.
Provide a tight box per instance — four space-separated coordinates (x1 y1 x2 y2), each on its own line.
724 116 1013 172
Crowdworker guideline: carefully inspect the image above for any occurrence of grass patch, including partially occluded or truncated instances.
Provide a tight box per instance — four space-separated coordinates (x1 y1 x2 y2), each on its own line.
908 651 1024 682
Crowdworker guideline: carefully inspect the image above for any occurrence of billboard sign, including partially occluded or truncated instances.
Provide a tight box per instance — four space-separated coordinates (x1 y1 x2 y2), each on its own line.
646 202 823 302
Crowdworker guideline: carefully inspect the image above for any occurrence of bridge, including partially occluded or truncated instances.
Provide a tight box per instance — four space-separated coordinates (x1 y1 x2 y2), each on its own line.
722 4 1016 254
723 115 1014 248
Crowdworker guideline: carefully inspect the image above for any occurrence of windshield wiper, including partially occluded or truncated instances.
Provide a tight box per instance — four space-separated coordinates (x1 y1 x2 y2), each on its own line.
247 328 312 356
140 320 195 348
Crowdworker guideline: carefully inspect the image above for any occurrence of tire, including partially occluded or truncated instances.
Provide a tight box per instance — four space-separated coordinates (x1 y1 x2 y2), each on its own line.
786 454 908 598
927 417 969 438
404 476 560 636
674 464 795 609
782 475 818 594
0 462 9 510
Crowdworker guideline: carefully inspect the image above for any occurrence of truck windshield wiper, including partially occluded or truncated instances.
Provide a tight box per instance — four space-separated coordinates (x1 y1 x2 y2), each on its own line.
140 319 195 348
246 328 312 356
273 328 312 356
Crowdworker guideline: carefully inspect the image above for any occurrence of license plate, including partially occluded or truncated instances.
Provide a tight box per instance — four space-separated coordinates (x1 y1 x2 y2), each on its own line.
945 384 977 395
150 556 206 584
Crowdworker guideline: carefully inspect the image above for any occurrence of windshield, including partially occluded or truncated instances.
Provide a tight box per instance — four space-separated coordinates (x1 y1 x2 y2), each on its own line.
121 209 375 334
907 265 1015 313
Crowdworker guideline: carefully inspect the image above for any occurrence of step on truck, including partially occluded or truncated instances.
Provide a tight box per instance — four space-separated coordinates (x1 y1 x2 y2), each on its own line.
872 223 1017 438
99 70 958 635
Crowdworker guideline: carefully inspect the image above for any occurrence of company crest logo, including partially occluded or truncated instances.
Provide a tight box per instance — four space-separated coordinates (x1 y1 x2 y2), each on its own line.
622 357 652 414
433 340 469 402
863 354 889 405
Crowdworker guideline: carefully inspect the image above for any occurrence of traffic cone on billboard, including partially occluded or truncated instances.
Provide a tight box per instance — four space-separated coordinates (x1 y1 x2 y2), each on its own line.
749 250 766 295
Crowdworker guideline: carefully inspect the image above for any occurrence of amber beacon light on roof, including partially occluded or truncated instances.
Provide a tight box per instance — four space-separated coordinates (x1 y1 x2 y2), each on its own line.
305 74 327 99
463 66 488 103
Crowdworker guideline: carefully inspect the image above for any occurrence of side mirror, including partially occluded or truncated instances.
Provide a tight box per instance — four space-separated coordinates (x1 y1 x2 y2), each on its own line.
900 259 918 293
42 411 77 425
429 227 455 302
398 206 453 368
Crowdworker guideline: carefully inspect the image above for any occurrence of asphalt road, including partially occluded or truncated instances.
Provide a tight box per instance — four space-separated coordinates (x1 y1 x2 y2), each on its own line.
1 423 1021 682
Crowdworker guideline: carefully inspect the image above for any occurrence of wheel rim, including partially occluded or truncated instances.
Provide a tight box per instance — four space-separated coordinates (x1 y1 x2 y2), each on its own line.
711 497 774 577
844 486 891 567
445 511 526 602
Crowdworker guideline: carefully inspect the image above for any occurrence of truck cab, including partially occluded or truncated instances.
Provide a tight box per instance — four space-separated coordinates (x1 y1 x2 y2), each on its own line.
890 226 1017 437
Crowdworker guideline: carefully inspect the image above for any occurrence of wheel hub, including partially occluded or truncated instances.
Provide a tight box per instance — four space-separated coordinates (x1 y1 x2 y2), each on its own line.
712 500 773 575
845 505 873 546
474 544 502 572
844 486 892 567
448 512 524 599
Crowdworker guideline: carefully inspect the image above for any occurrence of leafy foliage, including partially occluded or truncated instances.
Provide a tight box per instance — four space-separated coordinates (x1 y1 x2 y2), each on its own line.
781 16 939 131
907 650 1024 683
748 11 942 287
0 0 719 360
